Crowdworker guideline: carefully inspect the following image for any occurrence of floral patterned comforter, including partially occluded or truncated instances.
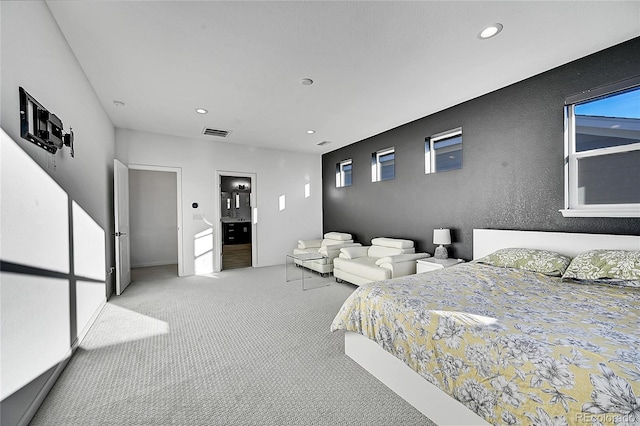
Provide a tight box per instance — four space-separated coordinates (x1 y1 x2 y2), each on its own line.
330 263 640 425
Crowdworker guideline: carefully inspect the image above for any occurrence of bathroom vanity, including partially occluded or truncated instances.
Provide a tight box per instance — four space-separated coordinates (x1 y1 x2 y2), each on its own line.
222 219 252 245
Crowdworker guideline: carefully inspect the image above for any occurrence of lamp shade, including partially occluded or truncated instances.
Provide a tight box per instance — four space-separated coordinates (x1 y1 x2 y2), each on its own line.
433 228 451 245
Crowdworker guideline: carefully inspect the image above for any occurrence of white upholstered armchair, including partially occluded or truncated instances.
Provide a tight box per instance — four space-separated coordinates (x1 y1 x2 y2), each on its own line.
293 232 360 275
333 237 430 286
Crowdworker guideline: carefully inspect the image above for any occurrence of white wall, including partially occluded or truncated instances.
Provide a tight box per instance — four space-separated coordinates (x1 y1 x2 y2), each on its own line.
129 170 178 268
0 1 114 424
116 128 323 275
1 2 115 252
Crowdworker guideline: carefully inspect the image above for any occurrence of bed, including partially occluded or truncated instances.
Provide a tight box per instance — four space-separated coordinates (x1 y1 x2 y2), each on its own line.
331 229 640 426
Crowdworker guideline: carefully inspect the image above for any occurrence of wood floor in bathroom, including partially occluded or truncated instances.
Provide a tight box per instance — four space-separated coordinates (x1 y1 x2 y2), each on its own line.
222 243 252 270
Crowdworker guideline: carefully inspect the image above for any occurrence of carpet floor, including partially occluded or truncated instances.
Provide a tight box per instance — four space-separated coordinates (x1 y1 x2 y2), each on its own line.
30 264 434 425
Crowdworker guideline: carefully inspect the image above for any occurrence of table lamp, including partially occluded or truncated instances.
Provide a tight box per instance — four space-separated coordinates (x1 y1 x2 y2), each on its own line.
433 228 451 259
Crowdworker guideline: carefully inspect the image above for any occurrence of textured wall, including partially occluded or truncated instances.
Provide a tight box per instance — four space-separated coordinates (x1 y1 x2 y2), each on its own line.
322 38 640 260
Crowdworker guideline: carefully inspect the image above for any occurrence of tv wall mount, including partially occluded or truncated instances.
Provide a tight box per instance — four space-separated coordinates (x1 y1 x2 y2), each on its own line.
19 87 74 157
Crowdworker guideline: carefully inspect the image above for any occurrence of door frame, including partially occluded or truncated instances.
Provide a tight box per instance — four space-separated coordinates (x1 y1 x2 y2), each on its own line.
216 170 258 272
129 164 185 277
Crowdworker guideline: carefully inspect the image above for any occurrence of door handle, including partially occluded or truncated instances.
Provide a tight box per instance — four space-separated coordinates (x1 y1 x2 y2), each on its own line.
112 232 128 237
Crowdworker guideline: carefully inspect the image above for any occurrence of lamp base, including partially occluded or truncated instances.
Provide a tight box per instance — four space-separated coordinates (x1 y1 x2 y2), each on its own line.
434 245 448 260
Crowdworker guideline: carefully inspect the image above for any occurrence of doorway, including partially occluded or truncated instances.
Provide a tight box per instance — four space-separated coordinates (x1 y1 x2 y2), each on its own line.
220 175 251 270
129 165 184 277
217 172 257 271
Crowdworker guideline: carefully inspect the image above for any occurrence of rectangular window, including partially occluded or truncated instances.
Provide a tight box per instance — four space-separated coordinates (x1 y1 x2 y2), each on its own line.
562 77 640 217
425 128 462 174
371 148 395 182
335 159 352 187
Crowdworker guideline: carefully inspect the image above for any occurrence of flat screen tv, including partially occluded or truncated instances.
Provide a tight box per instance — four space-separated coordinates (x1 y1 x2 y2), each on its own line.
19 87 73 157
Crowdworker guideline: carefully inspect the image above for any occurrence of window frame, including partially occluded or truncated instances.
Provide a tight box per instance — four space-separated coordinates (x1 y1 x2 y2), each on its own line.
425 127 462 174
335 159 353 188
561 76 640 218
371 147 395 182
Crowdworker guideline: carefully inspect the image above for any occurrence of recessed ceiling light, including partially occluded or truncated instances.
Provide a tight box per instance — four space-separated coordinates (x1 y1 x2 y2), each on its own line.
301 78 314 86
479 23 503 39
113 100 125 107
195 108 208 114
306 130 316 134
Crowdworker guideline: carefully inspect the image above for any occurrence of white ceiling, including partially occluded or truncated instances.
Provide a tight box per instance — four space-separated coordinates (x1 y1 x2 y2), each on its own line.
46 1 640 154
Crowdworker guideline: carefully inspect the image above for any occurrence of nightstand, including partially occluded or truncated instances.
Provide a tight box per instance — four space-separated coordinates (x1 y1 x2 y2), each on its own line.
416 258 464 274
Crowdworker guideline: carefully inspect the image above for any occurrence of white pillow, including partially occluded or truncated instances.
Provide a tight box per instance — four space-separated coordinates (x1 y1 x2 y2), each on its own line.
340 246 369 259
324 232 352 241
298 239 322 249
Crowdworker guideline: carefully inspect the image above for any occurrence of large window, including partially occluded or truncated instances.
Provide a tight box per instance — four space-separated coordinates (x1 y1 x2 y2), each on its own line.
335 159 352 187
425 128 462 174
562 77 640 217
371 147 395 182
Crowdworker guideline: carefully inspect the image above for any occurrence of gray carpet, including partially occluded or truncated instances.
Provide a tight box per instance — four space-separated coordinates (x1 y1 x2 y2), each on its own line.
30 264 434 425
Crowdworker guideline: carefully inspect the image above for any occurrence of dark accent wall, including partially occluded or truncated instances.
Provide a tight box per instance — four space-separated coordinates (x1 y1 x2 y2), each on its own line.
322 38 640 260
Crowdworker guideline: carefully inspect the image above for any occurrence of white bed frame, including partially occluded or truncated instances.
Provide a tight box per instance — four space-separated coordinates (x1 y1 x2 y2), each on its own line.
345 228 640 426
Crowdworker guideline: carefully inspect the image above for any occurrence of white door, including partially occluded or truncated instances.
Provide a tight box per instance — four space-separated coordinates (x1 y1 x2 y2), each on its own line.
114 159 131 295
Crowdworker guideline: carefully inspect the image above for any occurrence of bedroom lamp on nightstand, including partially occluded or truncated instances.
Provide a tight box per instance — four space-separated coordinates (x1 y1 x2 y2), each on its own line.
433 228 451 260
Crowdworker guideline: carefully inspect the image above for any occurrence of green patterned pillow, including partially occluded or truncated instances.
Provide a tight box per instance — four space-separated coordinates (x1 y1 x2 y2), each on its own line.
475 248 572 277
562 250 640 287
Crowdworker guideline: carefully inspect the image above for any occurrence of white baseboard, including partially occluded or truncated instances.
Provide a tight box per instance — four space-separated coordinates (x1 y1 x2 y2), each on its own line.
73 298 107 348
131 261 177 268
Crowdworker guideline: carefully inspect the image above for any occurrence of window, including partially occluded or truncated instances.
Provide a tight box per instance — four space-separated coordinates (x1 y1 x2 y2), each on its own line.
425 127 462 174
562 77 640 217
371 148 395 182
336 159 352 187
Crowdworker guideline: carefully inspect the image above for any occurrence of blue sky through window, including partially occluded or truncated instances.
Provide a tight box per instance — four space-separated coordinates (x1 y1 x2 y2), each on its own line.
575 87 640 119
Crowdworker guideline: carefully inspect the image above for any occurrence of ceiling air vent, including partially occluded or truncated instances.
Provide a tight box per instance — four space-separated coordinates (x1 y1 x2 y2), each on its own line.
317 140 331 146
202 127 232 138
